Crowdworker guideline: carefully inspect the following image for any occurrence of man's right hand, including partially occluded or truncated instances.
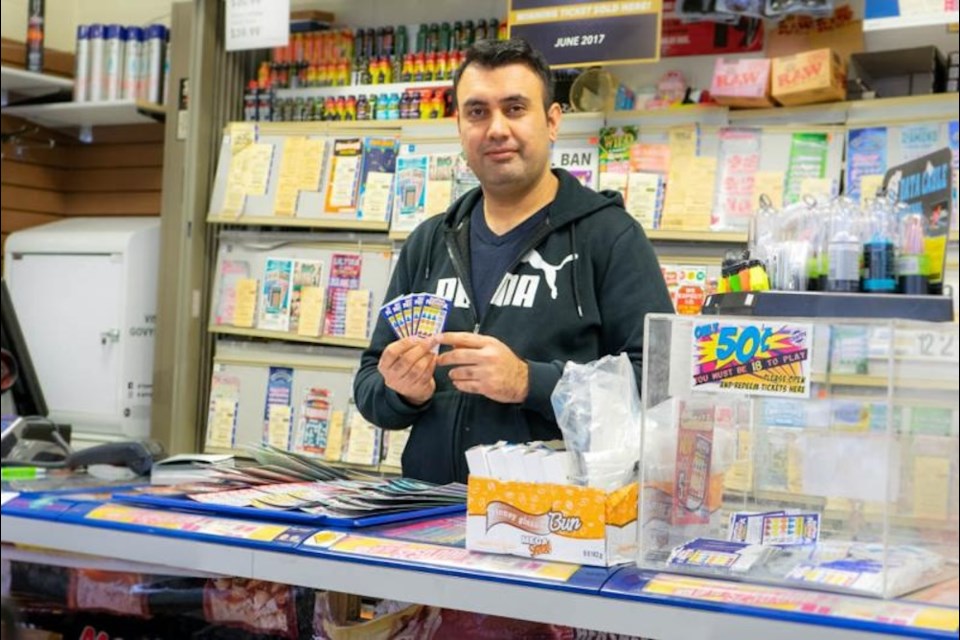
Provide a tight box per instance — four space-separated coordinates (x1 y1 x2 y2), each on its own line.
377 336 438 406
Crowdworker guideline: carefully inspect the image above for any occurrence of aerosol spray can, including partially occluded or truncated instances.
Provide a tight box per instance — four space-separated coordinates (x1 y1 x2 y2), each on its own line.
88 24 105 102
26 0 45 72
74 25 90 101
103 25 125 101
122 26 144 101
144 25 167 104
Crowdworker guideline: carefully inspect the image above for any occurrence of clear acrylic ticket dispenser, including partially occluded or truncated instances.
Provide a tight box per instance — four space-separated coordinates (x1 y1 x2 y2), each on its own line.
638 313 958 598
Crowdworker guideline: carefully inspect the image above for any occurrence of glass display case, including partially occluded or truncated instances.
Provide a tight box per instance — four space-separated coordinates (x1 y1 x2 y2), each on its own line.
638 313 959 598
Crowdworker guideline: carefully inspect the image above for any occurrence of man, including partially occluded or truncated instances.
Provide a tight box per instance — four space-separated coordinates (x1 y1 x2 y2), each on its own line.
354 38 672 484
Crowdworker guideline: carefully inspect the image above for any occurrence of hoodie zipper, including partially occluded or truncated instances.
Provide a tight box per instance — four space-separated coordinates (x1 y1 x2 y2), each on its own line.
444 233 477 481
442 216 559 480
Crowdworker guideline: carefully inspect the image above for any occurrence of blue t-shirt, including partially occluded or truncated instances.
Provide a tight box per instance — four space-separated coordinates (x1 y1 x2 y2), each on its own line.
470 198 548 321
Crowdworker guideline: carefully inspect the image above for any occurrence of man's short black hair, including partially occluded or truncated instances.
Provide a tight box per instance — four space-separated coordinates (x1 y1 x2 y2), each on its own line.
452 38 555 111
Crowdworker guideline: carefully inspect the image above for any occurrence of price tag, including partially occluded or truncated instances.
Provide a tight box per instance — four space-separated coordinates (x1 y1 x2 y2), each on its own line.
225 0 289 52
907 329 959 362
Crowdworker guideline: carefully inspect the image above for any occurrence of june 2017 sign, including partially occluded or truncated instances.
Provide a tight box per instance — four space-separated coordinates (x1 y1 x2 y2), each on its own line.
509 0 663 67
692 320 812 398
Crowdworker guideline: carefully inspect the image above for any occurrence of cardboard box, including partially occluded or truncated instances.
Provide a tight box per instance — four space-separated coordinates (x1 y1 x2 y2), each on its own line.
466 477 637 567
772 48 846 106
850 46 946 98
767 19 864 63
710 58 774 108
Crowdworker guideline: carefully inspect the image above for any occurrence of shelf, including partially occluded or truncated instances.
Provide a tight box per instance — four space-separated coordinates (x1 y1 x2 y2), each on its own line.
2 100 164 133
0 65 73 106
209 325 370 349
207 215 390 232
274 79 451 101
645 229 747 243
3 513 956 640
727 93 959 127
813 373 958 391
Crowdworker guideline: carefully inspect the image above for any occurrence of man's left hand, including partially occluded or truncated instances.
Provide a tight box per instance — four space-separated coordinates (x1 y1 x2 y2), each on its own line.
435 332 529 403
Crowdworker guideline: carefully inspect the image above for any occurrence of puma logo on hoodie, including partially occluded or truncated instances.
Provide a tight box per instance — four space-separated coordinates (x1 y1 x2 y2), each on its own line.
521 249 578 299
435 250 577 310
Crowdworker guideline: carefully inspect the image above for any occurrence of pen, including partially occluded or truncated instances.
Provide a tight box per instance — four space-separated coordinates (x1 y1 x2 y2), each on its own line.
1 467 47 481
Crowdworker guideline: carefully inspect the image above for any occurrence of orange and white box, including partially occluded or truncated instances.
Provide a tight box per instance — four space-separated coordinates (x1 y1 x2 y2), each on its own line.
466 477 638 567
771 48 846 106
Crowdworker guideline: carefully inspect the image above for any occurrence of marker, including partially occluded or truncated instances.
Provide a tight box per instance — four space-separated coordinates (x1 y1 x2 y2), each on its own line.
1 466 47 481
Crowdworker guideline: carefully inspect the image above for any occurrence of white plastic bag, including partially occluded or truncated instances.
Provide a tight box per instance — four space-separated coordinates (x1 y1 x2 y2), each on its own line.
550 353 642 491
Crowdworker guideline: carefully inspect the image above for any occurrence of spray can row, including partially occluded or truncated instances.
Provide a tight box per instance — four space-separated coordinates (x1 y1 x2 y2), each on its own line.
74 23 168 104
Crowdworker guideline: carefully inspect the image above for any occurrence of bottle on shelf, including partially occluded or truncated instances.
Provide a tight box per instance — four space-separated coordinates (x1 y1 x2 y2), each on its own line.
74 25 90 101
401 54 414 82
378 57 392 84
26 0 45 73
102 24 124 101
416 24 427 53
451 21 463 51
439 22 451 52
826 203 863 293
244 80 259 121
396 25 408 58
476 19 488 42
144 24 167 104
121 26 143 101
898 214 930 294
410 90 421 119
862 200 897 293
414 53 425 81
345 95 357 120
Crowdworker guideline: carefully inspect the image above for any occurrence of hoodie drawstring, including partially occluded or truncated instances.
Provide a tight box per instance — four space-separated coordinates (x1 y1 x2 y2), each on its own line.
571 222 583 318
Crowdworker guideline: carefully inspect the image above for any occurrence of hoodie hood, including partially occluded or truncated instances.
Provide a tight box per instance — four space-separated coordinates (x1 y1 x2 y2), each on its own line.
442 168 624 231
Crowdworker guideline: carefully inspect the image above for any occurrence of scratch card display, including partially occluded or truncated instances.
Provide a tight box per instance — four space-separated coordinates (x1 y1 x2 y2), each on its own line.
324 253 362 337
215 259 251 325
259 258 294 332
357 137 398 221
289 259 324 334
379 293 450 340
296 387 331 456
324 138 364 213
393 155 428 229
263 367 294 449
206 372 240 449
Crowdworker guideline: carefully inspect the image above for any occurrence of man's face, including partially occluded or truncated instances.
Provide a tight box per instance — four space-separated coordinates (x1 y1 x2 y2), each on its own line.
456 63 561 196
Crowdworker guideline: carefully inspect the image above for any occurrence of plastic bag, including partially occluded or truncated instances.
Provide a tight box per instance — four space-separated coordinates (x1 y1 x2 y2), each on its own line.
550 353 642 491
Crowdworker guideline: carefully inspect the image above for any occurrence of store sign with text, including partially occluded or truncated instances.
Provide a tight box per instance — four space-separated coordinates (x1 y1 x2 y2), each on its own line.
225 0 290 52
691 320 812 398
509 0 663 67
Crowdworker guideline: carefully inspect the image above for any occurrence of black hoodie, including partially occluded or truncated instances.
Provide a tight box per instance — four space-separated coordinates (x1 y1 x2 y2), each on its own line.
354 168 674 484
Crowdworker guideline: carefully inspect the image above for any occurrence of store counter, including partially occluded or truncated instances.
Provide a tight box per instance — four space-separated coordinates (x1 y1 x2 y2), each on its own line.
1 491 957 640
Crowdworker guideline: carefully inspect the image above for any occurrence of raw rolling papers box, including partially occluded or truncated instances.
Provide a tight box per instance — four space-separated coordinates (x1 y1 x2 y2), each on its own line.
710 58 774 108
466 477 638 567
771 48 846 106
